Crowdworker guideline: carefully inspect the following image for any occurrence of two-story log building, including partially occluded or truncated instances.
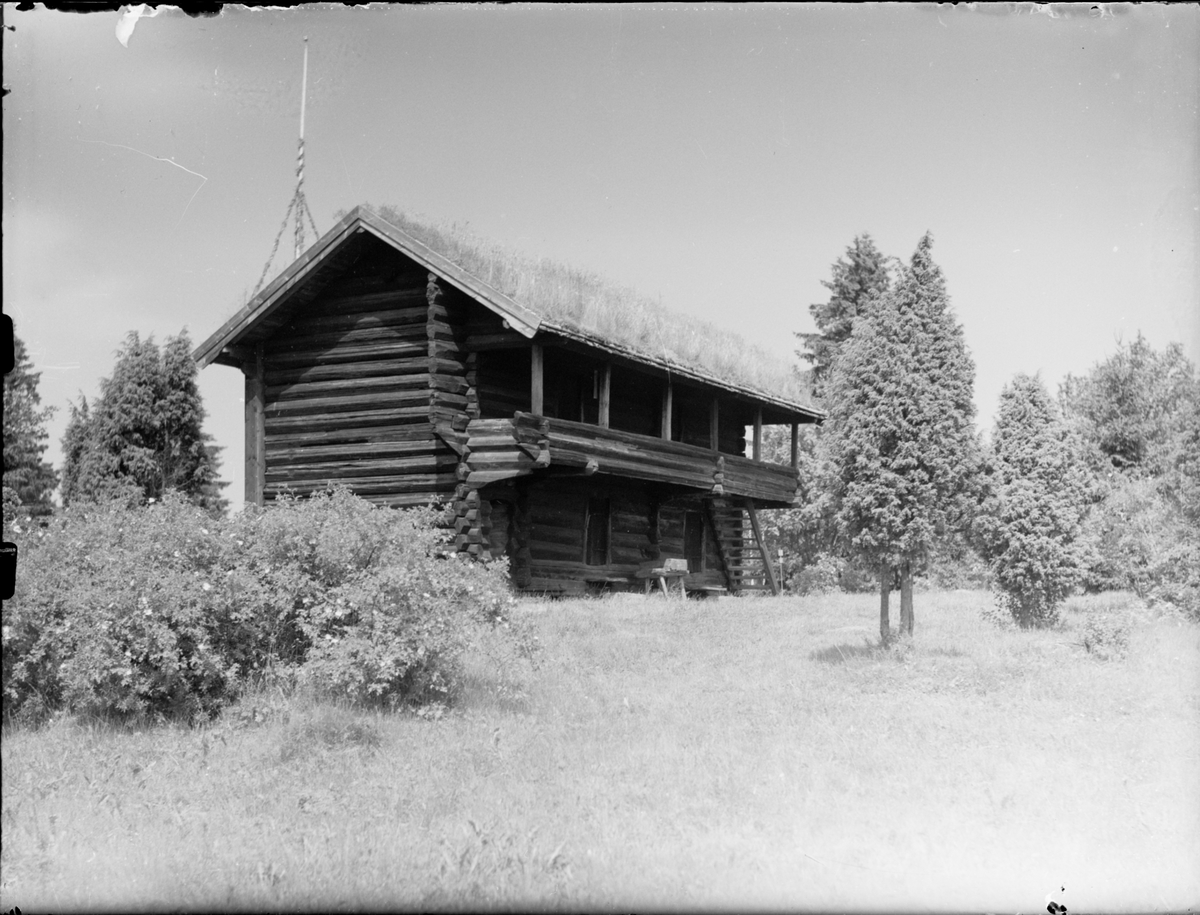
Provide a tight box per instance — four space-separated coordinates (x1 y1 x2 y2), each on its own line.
194 207 823 595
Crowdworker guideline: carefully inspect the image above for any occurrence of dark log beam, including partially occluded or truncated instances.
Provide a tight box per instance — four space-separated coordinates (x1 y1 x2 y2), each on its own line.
244 344 265 507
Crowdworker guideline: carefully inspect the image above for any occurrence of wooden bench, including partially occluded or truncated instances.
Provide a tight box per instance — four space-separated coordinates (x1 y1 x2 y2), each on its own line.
636 558 689 599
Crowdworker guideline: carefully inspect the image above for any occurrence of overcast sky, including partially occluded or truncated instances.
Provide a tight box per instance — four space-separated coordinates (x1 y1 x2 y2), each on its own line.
4 3 1198 507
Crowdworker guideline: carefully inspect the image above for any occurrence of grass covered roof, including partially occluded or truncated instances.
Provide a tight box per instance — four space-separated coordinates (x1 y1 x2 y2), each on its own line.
367 205 815 411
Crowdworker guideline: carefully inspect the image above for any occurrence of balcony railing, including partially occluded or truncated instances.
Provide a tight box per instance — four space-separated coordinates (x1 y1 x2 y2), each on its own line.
463 412 799 506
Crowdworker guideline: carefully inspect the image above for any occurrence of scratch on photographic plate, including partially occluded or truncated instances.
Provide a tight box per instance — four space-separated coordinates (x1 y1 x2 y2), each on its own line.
77 138 208 227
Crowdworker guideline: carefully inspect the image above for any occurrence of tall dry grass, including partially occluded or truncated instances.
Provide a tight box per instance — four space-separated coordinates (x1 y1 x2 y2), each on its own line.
3 590 1197 912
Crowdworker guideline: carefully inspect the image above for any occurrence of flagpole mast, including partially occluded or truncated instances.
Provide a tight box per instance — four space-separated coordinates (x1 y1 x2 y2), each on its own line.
251 36 321 299
294 36 309 259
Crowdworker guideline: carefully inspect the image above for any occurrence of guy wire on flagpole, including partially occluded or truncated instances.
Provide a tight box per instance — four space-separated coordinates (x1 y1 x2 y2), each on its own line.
252 36 320 299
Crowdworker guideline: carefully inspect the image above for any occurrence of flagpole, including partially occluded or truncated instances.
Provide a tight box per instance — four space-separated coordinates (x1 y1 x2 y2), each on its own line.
251 37 319 299
294 36 309 259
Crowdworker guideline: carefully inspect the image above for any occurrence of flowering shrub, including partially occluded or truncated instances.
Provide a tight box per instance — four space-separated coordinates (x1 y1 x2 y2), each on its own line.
2 495 246 724
299 553 518 707
2 488 521 724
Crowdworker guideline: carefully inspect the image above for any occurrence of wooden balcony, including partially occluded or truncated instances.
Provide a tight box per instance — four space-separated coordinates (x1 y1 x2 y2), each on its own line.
463 412 800 506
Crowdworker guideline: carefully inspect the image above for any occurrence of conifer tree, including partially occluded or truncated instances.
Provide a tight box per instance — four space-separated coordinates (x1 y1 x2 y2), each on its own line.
60 330 227 513
823 232 978 641
797 234 891 399
980 374 1092 627
3 335 59 519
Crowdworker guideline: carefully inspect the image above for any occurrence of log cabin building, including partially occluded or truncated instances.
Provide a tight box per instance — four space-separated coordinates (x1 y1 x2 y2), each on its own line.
194 207 823 595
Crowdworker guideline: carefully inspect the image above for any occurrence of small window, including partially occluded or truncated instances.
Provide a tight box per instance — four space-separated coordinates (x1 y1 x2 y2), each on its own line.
684 510 706 573
585 498 611 566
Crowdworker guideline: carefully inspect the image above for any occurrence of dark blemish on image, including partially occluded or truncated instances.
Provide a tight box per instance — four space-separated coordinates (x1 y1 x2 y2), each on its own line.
1046 884 1068 914
2 314 16 600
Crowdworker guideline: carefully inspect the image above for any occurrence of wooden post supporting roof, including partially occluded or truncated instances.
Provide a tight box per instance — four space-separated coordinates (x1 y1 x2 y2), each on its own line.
661 379 673 440
791 422 799 470
531 343 544 416
598 363 611 428
753 406 763 462
709 397 719 451
243 344 265 507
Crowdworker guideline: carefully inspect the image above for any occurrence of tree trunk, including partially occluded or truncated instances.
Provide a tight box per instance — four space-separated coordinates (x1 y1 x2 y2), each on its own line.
899 560 914 637
879 561 891 644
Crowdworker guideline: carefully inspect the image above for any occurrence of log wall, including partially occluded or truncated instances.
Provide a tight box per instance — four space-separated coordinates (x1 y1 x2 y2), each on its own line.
258 250 458 507
506 477 727 593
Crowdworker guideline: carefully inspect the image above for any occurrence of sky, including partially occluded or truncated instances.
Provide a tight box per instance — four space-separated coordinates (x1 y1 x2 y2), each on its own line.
4 2 1198 508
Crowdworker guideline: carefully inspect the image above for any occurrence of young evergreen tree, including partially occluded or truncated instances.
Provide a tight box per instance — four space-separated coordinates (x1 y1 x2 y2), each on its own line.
979 374 1092 627
796 234 891 400
60 331 228 513
823 232 978 641
3 335 59 519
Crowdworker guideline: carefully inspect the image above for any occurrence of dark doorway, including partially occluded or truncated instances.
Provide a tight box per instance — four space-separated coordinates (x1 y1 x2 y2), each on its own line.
684 510 706 573
585 497 611 566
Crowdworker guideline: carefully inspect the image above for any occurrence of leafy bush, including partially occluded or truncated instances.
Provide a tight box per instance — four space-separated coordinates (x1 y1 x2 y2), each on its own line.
2 488 523 725
3 495 247 725
295 526 521 707
1080 614 1133 660
919 538 991 591
1079 475 1200 621
1147 538 1200 621
790 553 842 595
2 485 24 532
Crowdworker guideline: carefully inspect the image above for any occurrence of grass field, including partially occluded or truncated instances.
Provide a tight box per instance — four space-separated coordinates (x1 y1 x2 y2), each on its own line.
2 590 1198 913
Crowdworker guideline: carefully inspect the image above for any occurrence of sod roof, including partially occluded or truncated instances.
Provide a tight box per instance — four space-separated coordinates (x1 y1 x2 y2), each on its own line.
195 205 819 420
367 206 816 415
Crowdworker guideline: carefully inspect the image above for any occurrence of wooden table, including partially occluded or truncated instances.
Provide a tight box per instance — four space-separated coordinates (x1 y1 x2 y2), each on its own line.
636 558 689 599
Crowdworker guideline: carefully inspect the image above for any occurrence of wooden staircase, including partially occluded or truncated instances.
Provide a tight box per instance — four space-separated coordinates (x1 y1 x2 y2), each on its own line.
706 497 779 595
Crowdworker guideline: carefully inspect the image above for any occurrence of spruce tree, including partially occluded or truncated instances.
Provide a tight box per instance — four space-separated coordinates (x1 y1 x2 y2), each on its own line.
980 374 1091 627
3 335 59 520
823 232 978 641
797 234 891 399
60 330 227 513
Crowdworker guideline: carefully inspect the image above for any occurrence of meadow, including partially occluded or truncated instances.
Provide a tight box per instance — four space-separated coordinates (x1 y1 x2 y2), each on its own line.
2 589 1197 913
